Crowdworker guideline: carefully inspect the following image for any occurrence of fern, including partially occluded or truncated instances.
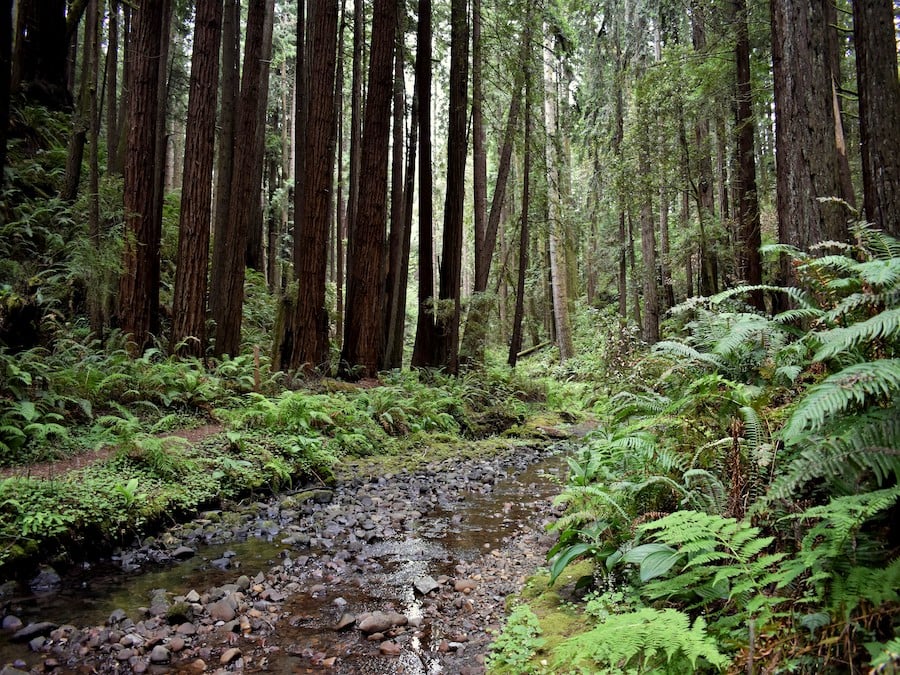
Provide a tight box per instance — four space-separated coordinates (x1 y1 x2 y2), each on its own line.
767 408 900 499
631 510 786 613
812 308 900 361
782 359 900 440
553 607 730 673
652 341 725 369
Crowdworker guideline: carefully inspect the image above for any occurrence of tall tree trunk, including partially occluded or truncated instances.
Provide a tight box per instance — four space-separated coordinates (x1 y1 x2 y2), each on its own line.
771 0 848 274
87 0 103 336
639 144 659 344
508 54 532 368
61 0 97 202
683 189 694 298
411 0 438 368
334 0 347 347
627 211 642 330
343 0 364 275
148 0 173 340
105 0 119 175
118 0 165 354
0 0 10 188
825 0 855 209
854 0 900 237
733 0 763 308
285 0 338 374
434 0 468 374
340 0 397 378
441 5 468 355
171 0 223 357
381 26 408 371
209 0 238 327
114 3 130 171
246 0 275 273
659 185 675 308
471 0 487 293
690 3 719 296
211 0 269 356
543 23 574 361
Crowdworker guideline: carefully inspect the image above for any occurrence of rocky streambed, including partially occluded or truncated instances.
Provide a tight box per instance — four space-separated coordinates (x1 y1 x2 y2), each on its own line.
1 439 572 674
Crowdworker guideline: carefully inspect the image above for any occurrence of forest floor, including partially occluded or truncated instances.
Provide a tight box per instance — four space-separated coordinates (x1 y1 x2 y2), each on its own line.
0 426 581 674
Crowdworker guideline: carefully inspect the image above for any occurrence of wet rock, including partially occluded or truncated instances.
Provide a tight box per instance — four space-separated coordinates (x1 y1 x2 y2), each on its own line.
29 567 61 593
357 611 407 634
12 622 58 642
2 615 23 631
149 645 170 664
220 647 241 664
211 557 231 570
333 613 356 631
379 640 402 656
414 575 440 595
107 608 128 625
173 546 196 560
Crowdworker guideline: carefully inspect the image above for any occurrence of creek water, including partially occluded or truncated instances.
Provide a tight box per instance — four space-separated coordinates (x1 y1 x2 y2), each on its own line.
0 447 571 673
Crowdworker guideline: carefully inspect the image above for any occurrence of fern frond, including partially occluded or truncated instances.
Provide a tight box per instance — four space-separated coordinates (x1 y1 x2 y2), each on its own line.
855 258 900 287
772 307 826 325
831 558 900 618
813 309 900 361
681 469 728 514
553 608 730 672
782 359 900 440
739 406 762 455
800 254 856 276
652 341 725 369
707 283 816 310
768 408 900 499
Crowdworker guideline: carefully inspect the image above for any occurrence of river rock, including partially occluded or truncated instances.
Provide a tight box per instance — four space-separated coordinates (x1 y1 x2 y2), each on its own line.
2 615 23 631
185 589 201 603
107 609 128 625
29 567 61 593
168 636 186 652
379 640 402 656
208 600 236 622
333 613 356 631
357 611 407 634
220 647 241 664
0 667 30 675
414 575 440 595
150 645 170 663
172 546 196 560
12 622 58 643
454 579 478 593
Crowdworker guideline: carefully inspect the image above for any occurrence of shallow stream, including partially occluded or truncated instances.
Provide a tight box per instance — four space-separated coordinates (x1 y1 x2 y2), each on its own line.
1 444 571 673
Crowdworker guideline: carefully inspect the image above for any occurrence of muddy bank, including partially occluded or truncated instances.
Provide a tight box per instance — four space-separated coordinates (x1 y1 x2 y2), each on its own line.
1 439 573 674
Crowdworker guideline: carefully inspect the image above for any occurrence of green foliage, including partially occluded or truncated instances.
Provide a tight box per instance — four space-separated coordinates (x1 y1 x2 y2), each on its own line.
486 604 546 673
553 607 729 674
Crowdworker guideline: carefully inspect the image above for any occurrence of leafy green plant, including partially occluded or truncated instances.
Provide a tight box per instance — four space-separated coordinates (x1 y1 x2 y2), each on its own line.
486 604 546 673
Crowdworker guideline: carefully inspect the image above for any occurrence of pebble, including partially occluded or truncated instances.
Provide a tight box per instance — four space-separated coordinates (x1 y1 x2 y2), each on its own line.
220 647 241 664
149 645 170 664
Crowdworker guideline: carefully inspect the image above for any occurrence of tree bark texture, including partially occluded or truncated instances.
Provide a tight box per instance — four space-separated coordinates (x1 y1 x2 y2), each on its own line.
411 0 438 369
340 0 397 378
287 0 338 374
209 0 239 328
543 24 574 361
118 0 165 354
508 59 532 368
471 0 487 295
104 0 119 175
381 32 408 371
211 0 268 356
61 0 97 203
771 0 848 264
0 0 10 187
171 0 223 357
733 0 763 308
434 0 468 374
639 144 659 344
854 0 900 237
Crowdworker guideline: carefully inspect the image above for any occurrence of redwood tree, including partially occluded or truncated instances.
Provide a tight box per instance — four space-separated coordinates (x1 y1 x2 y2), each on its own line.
853 0 900 237
1 0 13 187
210 0 270 356
118 0 165 354
434 0 468 373
771 0 848 264
171 0 223 357
285 0 339 374
340 0 397 378
411 0 438 368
